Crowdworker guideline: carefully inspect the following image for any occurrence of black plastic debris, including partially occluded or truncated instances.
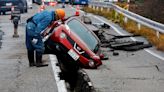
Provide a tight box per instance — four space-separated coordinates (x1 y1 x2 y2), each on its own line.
81 16 152 51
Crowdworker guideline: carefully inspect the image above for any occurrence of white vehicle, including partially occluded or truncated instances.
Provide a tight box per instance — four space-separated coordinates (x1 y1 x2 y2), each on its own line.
57 0 69 3
26 0 33 9
65 0 69 3
104 0 118 2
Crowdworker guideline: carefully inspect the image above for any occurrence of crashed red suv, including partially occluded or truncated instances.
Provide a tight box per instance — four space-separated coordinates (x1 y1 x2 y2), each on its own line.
45 17 102 70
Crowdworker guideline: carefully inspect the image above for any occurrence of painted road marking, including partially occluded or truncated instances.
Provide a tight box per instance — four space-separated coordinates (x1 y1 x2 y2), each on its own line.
49 55 67 92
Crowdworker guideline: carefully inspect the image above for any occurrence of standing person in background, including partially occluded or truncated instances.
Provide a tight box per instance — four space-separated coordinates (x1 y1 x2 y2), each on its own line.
26 9 65 67
61 0 65 8
11 9 21 38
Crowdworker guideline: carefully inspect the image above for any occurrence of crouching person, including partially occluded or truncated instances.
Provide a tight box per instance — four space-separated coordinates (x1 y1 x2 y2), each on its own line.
25 9 65 67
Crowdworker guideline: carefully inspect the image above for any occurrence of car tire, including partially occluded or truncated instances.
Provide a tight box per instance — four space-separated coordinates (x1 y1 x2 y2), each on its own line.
2 12 6 15
21 9 24 13
21 10 23 13
74 70 95 92
25 8 28 13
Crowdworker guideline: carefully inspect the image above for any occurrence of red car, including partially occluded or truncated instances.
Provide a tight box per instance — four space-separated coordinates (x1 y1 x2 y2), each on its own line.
44 16 102 71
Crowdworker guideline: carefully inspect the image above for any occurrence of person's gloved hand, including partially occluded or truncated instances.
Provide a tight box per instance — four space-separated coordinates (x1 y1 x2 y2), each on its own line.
32 38 38 44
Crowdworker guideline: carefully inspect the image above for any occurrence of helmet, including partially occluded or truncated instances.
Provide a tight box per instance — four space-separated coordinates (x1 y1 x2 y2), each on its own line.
55 9 65 20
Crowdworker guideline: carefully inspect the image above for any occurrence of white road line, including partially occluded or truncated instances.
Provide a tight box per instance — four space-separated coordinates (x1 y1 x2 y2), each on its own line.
49 55 67 92
92 15 164 61
145 49 164 60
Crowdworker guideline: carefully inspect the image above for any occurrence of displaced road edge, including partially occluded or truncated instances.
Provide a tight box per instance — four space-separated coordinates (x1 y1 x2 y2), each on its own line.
93 15 164 61
49 55 68 92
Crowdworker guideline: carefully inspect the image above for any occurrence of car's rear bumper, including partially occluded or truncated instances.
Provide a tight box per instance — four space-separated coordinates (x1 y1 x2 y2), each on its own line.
0 6 12 12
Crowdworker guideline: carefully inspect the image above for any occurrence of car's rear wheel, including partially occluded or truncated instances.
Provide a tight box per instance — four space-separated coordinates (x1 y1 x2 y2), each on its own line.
20 9 24 13
2 12 5 15
25 8 28 13
74 70 95 92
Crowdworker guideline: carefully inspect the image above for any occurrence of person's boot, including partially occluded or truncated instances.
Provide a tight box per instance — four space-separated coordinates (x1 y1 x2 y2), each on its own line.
35 52 48 67
27 50 35 67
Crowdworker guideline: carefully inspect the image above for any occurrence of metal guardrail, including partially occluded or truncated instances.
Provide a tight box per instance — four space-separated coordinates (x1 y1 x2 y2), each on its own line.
88 1 164 34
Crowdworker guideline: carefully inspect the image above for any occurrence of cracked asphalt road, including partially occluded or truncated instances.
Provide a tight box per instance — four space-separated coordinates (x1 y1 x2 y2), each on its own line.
0 3 164 92
84 15 164 92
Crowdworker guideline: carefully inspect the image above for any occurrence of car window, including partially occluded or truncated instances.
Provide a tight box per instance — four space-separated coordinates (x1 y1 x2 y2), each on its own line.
67 19 98 51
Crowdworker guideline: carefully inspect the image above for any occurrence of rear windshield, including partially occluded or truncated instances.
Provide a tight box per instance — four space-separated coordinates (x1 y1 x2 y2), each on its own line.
67 19 98 51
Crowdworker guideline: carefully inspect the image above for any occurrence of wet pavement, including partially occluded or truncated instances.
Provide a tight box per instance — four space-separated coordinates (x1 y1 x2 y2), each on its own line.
0 4 58 92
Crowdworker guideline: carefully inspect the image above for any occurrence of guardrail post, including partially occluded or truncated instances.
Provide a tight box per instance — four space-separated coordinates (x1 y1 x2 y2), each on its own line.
156 31 160 39
137 23 141 30
107 8 110 12
96 6 99 10
124 17 128 23
92 6 95 10
89 5 92 8
101 7 103 11
115 11 118 19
